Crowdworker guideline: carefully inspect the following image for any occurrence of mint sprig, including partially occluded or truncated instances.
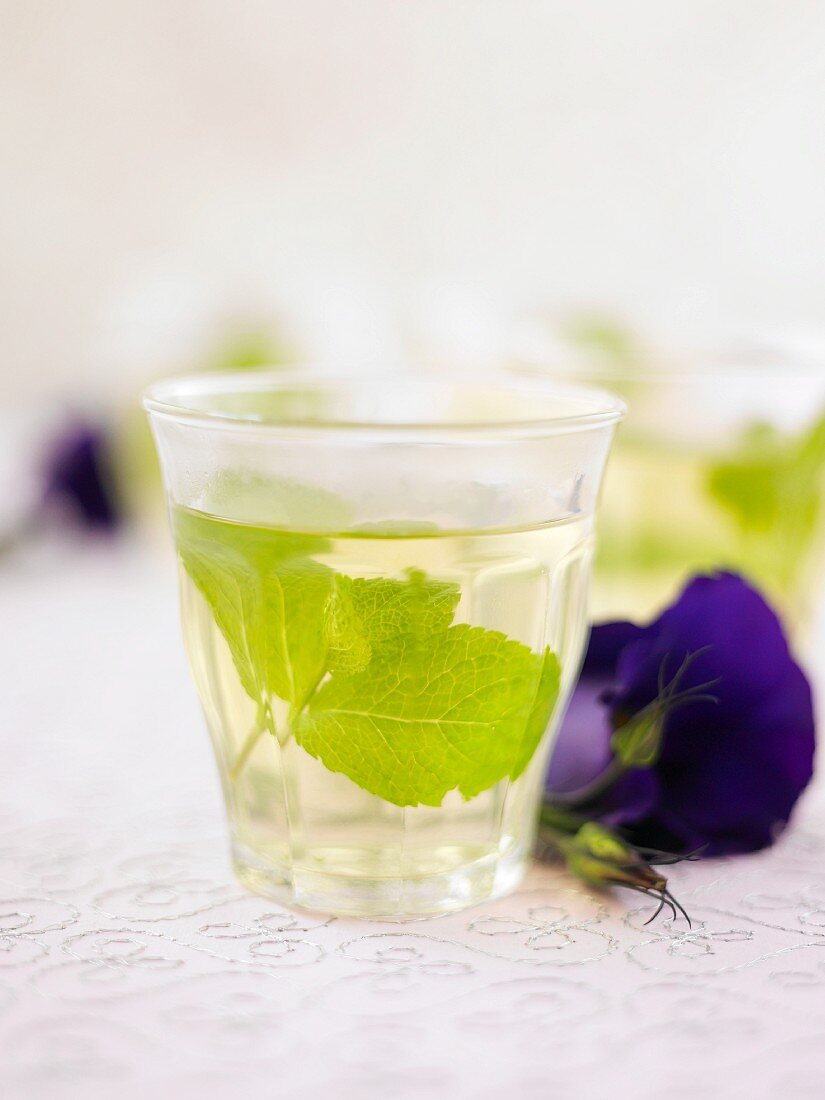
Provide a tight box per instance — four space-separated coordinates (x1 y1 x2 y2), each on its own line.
175 509 561 808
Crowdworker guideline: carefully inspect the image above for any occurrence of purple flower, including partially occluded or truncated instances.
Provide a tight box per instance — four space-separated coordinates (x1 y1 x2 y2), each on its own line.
42 420 122 531
546 573 815 856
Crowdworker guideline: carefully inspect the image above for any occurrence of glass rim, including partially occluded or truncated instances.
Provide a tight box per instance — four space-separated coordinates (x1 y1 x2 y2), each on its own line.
142 367 626 438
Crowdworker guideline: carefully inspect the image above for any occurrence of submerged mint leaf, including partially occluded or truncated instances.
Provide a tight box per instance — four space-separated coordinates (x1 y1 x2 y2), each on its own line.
517 647 563 779
175 506 562 804
295 625 560 807
326 569 460 673
174 509 333 711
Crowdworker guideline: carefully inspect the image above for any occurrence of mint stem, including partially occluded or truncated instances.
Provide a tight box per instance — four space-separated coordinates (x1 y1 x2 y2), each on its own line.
230 662 329 786
229 701 276 782
539 803 588 833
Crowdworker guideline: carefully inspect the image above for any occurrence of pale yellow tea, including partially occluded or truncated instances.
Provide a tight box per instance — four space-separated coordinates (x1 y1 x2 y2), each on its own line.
174 506 592 914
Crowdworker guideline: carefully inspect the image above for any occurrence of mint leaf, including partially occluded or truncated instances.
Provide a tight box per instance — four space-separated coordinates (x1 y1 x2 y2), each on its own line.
175 507 562 805
706 413 825 592
518 647 563 778
295 625 560 807
706 423 788 534
174 509 333 710
326 569 460 673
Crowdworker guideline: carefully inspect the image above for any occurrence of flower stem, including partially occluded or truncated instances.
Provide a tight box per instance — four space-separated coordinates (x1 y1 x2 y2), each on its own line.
548 755 628 809
538 803 587 833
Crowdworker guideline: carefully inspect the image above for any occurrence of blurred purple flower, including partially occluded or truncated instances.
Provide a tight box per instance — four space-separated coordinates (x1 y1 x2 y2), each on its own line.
546 572 815 856
42 419 122 531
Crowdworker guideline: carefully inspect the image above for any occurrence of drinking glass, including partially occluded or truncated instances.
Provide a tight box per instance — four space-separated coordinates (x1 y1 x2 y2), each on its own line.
144 369 623 916
529 351 825 642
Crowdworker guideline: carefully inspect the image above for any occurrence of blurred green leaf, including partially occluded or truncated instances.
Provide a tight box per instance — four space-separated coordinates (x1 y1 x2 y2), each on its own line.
208 329 289 372
565 314 639 366
705 412 825 591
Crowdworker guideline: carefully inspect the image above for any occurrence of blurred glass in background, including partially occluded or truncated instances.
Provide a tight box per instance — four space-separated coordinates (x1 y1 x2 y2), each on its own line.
518 330 825 646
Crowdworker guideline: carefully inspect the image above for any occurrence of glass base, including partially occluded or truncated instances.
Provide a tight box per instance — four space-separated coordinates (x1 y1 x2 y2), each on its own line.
232 841 527 918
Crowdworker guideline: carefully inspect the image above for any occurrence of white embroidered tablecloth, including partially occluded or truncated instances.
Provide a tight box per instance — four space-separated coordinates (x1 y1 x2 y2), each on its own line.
2 541 824 1099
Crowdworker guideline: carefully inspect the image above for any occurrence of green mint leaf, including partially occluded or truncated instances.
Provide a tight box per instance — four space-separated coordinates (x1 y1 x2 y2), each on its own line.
295 625 560 807
174 509 333 710
517 646 563 779
326 569 460 672
706 422 787 534
207 328 287 372
564 313 641 372
705 412 825 591
175 508 562 804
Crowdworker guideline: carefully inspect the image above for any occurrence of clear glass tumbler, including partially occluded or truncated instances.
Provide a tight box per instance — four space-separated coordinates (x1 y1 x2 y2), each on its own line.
144 369 623 916
527 350 825 642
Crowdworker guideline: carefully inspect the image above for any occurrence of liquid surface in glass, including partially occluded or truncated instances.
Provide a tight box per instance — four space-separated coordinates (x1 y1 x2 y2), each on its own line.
173 504 592 914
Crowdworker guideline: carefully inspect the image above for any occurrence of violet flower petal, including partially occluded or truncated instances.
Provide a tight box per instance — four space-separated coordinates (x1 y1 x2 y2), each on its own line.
42 421 122 531
546 572 815 856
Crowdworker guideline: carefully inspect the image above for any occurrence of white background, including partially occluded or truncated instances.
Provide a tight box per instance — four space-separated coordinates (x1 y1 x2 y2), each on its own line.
2 1 825 402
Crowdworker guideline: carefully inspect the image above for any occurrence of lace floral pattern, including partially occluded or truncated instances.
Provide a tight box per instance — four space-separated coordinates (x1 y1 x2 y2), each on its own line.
2 801 825 1099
